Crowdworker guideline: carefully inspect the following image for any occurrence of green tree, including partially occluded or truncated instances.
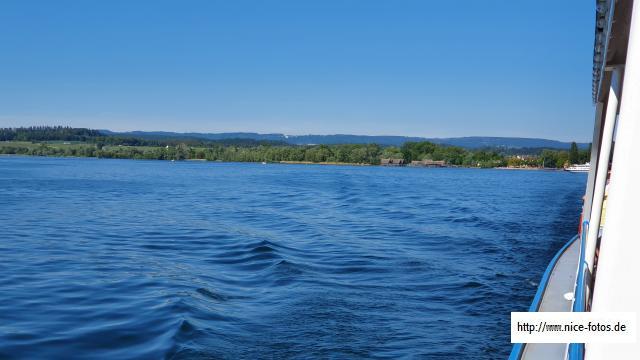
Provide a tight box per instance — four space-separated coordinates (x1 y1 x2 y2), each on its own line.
569 142 579 165
381 146 403 159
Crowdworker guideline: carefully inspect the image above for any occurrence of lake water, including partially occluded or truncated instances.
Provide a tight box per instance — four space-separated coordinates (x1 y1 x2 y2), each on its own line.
0 156 586 359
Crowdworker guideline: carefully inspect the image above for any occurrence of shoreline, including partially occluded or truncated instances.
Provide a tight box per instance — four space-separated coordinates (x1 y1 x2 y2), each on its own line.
495 166 563 171
278 160 371 166
0 154 372 166
1 154 570 171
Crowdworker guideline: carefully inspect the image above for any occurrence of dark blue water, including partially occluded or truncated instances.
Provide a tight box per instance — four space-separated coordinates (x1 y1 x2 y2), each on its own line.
0 156 586 359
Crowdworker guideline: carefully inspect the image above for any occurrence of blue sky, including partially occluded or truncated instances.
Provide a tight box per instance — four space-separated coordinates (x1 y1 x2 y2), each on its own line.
0 0 594 141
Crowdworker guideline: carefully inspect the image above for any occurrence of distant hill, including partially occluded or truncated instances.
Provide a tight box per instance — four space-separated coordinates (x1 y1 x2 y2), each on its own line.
423 136 589 149
99 130 287 142
100 130 588 150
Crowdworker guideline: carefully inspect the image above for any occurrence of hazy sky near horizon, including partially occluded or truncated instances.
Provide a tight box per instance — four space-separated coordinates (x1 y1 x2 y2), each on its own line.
0 0 595 141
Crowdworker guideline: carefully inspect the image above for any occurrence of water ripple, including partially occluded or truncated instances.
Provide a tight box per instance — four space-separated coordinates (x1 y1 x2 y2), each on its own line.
0 157 586 359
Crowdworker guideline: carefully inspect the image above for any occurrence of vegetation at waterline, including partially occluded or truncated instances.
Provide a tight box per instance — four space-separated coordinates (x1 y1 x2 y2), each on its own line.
0 127 589 168
505 146 591 168
398 141 505 167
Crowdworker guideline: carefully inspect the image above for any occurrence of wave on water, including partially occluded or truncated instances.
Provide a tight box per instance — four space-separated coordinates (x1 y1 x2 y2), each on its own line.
0 158 586 359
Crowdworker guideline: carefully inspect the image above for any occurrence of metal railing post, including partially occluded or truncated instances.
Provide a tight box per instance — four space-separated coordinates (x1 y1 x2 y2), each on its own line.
584 67 621 273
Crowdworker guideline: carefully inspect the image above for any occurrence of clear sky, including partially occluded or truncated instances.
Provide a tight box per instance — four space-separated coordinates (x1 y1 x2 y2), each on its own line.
0 0 595 141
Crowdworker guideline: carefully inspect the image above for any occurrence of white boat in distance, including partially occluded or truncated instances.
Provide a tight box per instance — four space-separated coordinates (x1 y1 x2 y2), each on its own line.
565 163 590 173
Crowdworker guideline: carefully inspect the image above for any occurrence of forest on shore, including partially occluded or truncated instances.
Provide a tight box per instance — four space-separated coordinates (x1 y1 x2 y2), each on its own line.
0 126 590 168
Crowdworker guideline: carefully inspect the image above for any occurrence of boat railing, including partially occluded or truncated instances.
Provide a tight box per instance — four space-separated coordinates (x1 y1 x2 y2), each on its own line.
568 220 590 359
508 234 580 360
572 220 590 312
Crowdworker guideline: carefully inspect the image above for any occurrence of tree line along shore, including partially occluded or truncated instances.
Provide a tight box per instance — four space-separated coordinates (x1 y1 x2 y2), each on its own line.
0 126 590 168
